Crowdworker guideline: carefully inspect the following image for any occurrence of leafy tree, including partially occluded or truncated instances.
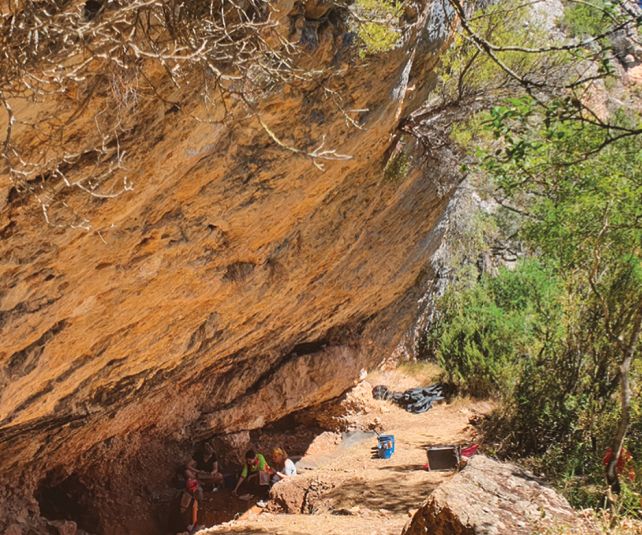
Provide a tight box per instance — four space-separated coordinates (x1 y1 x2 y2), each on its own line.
480 96 642 495
424 0 642 513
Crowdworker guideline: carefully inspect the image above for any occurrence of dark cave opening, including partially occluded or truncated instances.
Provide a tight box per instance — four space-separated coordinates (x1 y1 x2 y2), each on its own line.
35 469 100 534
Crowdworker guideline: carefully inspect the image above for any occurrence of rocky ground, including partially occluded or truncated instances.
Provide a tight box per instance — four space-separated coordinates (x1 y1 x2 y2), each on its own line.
192 367 490 535
29 365 642 535
186 365 642 535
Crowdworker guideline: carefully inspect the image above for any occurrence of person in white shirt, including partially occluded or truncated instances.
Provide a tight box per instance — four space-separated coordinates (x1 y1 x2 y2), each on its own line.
271 447 297 483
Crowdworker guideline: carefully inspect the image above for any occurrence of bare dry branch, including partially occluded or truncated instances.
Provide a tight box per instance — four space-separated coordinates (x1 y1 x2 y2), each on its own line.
0 0 353 227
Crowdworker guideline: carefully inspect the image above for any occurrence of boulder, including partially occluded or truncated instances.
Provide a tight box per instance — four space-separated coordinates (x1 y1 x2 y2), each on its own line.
269 476 335 514
269 477 309 513
402 456 598 535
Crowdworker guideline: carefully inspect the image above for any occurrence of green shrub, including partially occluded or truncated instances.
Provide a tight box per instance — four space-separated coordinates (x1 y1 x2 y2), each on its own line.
430 0 642 514
353 0 402 56
431 260 564 397
358 22 399 55
561 0 612 37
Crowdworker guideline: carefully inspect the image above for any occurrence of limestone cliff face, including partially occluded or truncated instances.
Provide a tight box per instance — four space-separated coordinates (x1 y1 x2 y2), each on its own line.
0 1 461 532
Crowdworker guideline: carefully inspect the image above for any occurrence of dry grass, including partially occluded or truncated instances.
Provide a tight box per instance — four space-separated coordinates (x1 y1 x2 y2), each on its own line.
397 360 443 385
537 509 642 534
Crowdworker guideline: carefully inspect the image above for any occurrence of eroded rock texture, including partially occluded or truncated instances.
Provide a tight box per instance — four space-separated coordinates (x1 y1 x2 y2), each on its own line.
402 456 599 535
0 0 460 532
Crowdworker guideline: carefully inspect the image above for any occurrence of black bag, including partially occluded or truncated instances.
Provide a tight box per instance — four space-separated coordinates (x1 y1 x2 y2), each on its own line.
372 385 390 400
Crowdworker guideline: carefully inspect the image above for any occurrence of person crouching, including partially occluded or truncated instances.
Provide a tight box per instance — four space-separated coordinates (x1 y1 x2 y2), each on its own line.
232 449 271 500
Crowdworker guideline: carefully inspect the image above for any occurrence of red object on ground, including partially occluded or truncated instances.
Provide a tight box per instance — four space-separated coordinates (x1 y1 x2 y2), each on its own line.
602 447 636 482
460 444 480 458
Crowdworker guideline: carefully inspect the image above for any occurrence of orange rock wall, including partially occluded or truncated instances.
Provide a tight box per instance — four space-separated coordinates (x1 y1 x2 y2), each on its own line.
0 1 461 532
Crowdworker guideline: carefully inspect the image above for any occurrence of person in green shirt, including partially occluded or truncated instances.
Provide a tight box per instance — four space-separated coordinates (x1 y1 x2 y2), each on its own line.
233 449 271 499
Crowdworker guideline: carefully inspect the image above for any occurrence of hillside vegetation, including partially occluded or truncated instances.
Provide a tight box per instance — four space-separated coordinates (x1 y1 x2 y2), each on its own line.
423 0 642 521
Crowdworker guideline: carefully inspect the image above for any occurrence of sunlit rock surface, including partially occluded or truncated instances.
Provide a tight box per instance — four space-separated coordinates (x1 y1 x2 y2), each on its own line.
0 0 461 532
402 456 599 535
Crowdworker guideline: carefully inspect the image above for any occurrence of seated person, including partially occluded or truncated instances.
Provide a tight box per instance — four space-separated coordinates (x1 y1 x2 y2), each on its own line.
271 447 297 483
180 470 200 533
232 449 271 499
184 459 204 503
193 441 224 490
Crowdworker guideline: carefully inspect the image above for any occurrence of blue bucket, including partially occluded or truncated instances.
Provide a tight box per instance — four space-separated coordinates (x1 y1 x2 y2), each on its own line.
379 435 395 452
377 434 395 459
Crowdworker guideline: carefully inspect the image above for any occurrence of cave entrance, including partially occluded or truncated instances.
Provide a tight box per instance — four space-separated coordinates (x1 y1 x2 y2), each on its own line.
35 469 100 534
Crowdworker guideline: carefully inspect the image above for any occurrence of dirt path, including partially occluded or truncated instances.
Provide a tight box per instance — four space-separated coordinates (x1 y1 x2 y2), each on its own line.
196 369 490 535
